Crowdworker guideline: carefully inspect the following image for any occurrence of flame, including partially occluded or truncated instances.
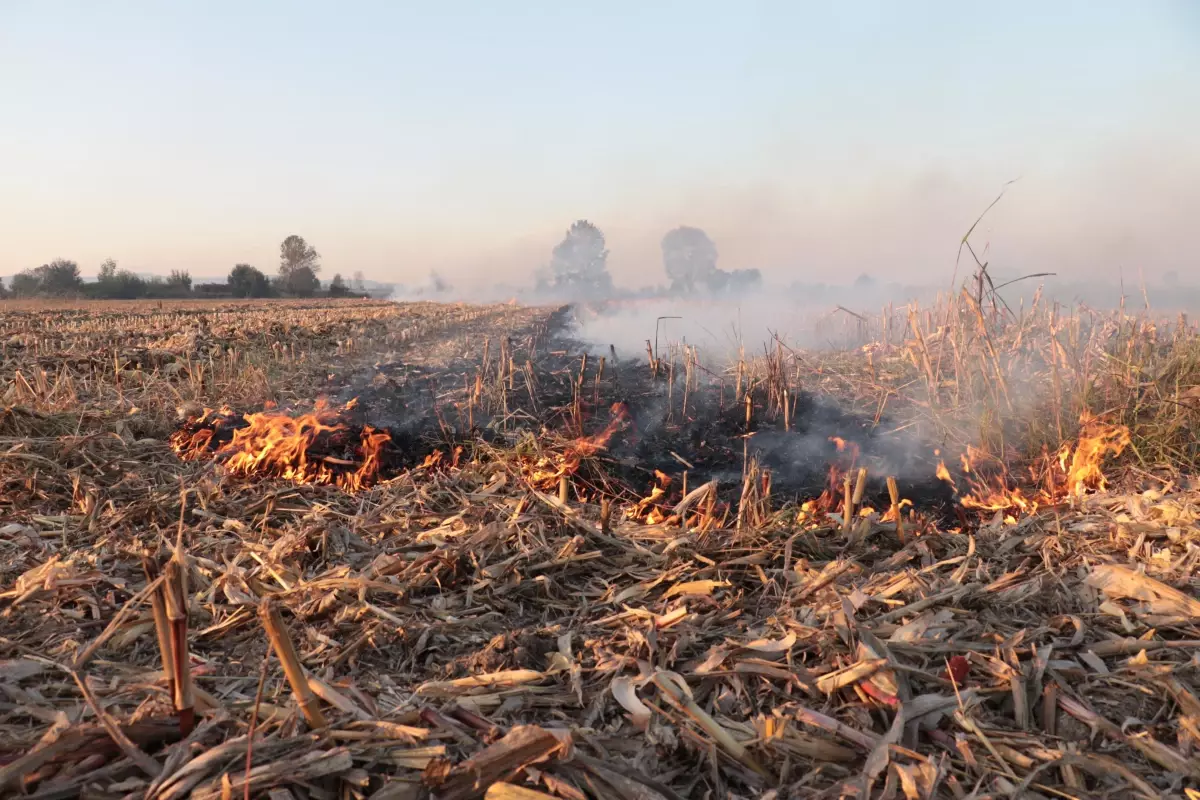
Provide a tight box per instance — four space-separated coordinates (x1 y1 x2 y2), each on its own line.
935 460 956 490
171 400 390 491
524 403 631 491
828 435 861 462
1062 412 1130 495
420 447 463 471
571 409 628 459
949 414 1130 518
960 484 1038 515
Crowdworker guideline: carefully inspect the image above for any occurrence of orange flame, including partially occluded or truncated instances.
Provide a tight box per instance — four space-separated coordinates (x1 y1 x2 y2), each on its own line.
525 403 631 491
1062 412 1130 496
951 413 1130 518
935 460 956 491
171 400 390 491
828 436 861 463
570 408 628 459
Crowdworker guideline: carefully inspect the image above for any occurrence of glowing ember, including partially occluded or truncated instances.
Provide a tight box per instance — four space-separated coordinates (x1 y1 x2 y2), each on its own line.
170 399 391 491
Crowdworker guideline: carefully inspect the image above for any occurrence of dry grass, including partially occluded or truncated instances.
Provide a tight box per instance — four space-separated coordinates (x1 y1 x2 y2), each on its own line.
1 295 1198 799
741 290 1200 486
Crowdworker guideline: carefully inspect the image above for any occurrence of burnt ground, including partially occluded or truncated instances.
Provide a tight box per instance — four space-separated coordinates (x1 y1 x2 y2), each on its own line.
565 350 958 519
177 305 958 520
598 379 959 518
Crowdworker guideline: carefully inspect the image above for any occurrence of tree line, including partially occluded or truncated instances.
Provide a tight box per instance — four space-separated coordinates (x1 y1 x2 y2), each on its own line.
1 235 365 300
3 224 761 301
536 221 761 298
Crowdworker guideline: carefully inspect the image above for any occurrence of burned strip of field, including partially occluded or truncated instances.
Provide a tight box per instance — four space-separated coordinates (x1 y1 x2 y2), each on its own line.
168 310 958 526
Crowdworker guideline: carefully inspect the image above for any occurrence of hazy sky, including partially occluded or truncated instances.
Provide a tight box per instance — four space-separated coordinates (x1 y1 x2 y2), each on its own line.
2 1 1197 286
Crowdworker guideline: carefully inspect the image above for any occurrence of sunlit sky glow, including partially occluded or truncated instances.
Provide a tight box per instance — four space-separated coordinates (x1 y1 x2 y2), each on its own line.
2 1 1197 286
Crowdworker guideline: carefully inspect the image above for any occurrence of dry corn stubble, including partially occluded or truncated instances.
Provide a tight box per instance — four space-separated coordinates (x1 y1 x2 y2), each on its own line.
0 295 1198 799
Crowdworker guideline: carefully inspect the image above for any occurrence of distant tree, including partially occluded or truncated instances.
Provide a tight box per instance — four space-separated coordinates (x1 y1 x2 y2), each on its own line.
1164 270 1180 287
11 270 41 296
548 220 613 294
284 266 320 297
168 269 192 292
35 259 84 296
661 227 718 293
328 273 349 297
279 235 320 282
118 271 148 298
143 276 171 298
0 277 7 299
429 270 450 293
194 282 232 296
854 273 876 289
93 259 155 299
93 268 147 299
228 264 271 298
727 268 762 293
352 270 365 293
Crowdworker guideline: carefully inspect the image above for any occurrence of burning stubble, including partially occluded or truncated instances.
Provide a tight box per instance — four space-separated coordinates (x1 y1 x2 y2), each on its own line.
8 294 1200 799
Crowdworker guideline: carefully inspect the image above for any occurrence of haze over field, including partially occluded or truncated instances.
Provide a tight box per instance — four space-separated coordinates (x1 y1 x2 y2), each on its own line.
2 2 1198 292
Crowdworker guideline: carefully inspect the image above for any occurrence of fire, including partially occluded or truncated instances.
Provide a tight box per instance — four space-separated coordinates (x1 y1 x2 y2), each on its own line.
1062 411 1130 495
524 403 631 491
935 460 956 490
944 413 1130 518
828 436 861 462
171 399 391 491
572 405 630 459
960 484 1038 516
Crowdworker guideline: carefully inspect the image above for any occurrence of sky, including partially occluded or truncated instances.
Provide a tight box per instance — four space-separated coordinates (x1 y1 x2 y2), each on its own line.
2 1 1198 288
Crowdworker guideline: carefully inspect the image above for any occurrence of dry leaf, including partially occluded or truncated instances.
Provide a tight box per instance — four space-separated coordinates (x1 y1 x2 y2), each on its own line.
663 580 729 599
1087 564 1200 618
485 784 557 800
416 670 544 697
0 658 47 681
741 632 797 654
693 645 731 674
610 676 652 730
816 659 886 694
863 706 905 782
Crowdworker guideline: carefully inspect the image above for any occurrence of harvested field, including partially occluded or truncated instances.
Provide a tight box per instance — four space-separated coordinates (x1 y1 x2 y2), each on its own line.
2 295 1199 799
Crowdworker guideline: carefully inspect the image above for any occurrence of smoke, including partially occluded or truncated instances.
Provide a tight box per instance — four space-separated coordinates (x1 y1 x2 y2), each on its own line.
567 295 852 363
367 134 1200 501
381 136 1200 370
361 132 1200 316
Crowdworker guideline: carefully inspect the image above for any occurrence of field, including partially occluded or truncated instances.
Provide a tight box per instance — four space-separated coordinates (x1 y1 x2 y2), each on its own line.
2 294 1199 799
